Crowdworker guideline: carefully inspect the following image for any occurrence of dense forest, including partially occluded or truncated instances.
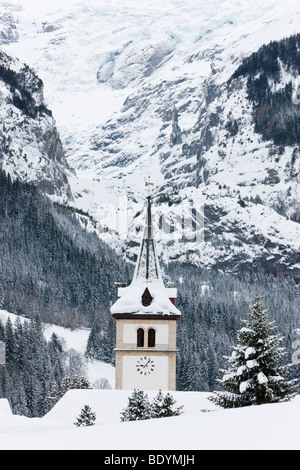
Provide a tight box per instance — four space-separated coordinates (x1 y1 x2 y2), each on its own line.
230 33 300 146
168 263 299 391
0 169 131 328
0 168 132 416
0 316 65 417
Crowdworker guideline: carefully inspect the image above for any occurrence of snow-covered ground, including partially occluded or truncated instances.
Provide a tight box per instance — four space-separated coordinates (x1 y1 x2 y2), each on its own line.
0 390 300 450
1 309 300 450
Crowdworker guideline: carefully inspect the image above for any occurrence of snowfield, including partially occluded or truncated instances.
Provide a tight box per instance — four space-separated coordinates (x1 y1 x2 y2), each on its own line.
0 390 300 450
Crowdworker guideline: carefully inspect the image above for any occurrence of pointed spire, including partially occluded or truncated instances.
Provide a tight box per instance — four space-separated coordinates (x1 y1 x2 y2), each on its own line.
145 195 153 280
134 195 160 281
110 194 180 317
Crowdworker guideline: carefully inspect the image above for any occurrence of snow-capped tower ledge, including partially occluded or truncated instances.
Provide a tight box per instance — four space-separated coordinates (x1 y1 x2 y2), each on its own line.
110 195 181 317
111 195 180 391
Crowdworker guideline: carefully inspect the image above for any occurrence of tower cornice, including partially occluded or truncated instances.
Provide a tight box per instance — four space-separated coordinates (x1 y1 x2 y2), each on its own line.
111 313 180 320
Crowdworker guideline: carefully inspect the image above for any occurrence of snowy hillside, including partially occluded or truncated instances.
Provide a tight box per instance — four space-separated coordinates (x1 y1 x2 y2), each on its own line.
1 0 299 278
0 389 300 450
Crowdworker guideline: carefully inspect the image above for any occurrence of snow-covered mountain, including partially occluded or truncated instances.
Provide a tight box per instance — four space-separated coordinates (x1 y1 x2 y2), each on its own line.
0 48 72 200
0 0 300 279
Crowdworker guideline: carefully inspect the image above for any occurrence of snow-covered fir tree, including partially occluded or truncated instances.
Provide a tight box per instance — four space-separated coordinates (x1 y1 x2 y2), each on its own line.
120 389 151 421
50 376 91 405
209 295 298 408
151 390 183 418
74 405 96 427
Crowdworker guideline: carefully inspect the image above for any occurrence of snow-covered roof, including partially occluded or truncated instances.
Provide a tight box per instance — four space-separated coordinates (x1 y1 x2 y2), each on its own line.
110 196 181 317
110 278 180 316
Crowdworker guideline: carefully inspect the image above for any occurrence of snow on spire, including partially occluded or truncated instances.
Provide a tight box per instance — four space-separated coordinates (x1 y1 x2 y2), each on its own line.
110 195 180 317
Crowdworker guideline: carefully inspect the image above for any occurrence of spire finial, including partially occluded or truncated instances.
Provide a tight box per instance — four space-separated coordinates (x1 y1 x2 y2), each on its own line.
146 194 152 279
145 176 154 197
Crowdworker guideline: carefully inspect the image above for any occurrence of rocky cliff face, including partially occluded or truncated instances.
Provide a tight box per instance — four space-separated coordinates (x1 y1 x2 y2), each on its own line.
0 50 72 201
0 11 18 45
82 31 300 280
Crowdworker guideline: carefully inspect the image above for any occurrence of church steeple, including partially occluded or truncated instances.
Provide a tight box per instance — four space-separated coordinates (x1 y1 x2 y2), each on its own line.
134 195 160 281
110 194 181 391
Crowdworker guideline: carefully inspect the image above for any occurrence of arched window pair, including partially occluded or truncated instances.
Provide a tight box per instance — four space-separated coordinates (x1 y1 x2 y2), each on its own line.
137 328 156 348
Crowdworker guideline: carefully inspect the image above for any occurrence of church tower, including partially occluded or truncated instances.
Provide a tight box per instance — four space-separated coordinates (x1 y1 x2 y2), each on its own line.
110 196 181 391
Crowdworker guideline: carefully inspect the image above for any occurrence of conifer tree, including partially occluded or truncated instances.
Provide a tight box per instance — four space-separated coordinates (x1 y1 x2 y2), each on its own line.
209 295 298 408
49 375 91 405
183 352 202 391
120 389 151 421
151 390 183 418
74 404 96 427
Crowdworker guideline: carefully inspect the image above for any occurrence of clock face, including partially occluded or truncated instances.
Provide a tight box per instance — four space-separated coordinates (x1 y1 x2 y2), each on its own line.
136 356 155 375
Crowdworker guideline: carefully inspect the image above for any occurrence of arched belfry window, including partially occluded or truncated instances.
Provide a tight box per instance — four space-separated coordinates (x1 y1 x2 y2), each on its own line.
148 328 156 348
137 328 144 347
142 288 153 307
